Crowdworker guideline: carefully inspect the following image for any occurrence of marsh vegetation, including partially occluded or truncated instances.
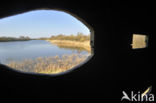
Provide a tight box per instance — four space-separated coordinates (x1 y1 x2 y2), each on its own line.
46 33 91 52
7 54 89 74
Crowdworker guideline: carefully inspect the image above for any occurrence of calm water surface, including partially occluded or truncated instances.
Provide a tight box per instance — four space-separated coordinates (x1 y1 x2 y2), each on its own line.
0 40 89 64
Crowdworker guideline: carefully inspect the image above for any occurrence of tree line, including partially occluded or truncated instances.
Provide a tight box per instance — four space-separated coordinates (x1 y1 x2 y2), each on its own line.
0 36 31 42
49 33 90 42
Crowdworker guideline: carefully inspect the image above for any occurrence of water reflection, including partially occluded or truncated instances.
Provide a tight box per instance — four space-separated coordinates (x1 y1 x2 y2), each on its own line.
0 40 89 64
55 45 89 53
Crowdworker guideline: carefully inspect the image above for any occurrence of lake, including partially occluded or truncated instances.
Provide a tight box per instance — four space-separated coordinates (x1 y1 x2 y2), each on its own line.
0 40 89 64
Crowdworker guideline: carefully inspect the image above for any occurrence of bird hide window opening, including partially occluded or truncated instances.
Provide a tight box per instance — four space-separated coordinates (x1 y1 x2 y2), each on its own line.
0 9 94 75
131 34 148 49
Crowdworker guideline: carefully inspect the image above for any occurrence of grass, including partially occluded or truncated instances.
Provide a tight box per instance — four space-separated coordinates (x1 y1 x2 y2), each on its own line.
6 54 89 74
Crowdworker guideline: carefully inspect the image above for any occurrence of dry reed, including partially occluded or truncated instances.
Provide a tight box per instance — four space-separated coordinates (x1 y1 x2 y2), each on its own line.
47 40 91 52
6 54 89 74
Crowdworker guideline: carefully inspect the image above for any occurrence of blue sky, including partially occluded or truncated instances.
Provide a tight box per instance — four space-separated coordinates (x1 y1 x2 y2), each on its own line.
0 10 90 38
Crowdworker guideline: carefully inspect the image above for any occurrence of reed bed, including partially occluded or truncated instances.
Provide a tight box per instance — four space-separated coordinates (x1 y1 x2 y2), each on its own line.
6 54 89 74
47 40 91 52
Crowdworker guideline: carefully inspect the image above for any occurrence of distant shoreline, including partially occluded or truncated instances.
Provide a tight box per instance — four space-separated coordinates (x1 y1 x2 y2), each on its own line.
0 40 31 42
0 36 32 42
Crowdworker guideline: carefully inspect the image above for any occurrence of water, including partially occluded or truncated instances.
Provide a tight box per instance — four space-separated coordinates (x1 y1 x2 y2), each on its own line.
0 40 89 64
